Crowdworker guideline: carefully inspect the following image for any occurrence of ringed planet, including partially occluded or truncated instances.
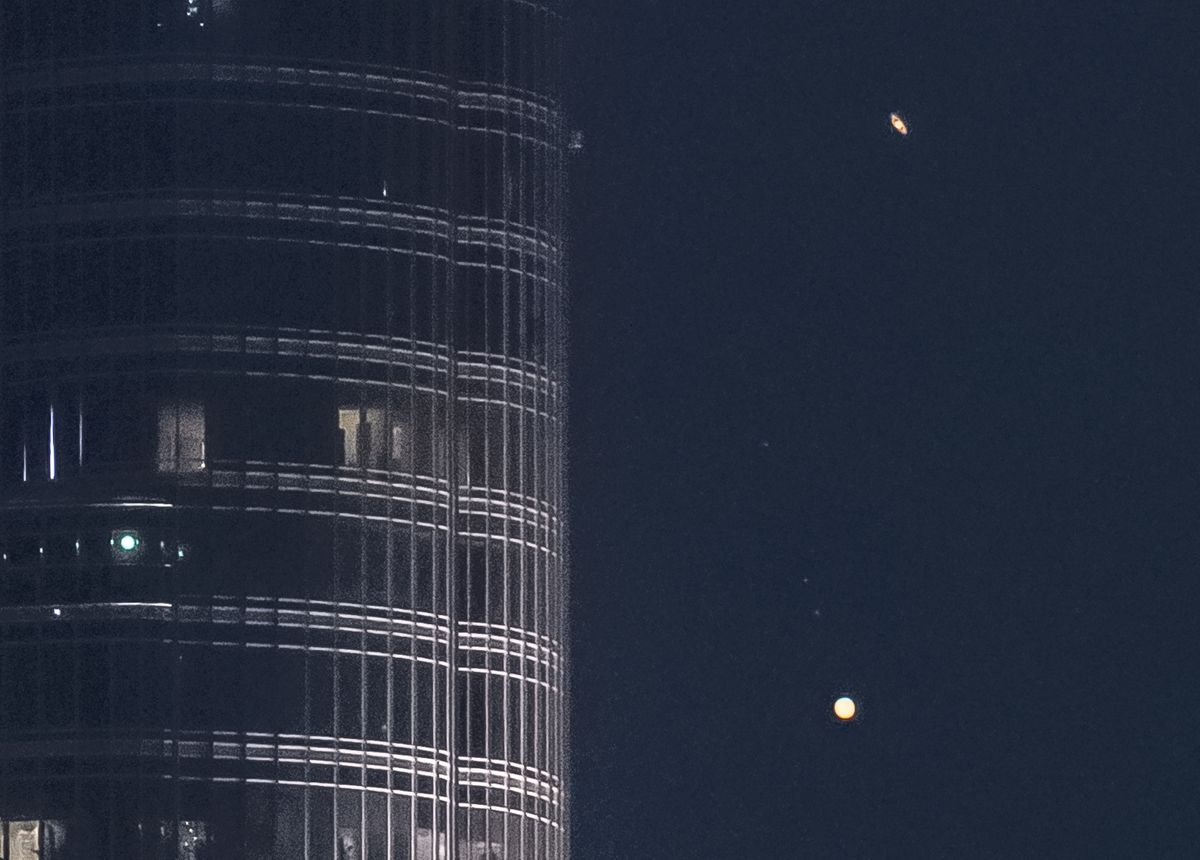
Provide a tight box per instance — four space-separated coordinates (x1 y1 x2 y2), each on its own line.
890 112 909 135
833 696 857 721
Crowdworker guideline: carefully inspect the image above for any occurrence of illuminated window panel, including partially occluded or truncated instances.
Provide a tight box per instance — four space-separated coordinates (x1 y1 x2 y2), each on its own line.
156 401 206 473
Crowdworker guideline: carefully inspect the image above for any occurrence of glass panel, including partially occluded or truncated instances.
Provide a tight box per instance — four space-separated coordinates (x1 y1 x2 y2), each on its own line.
339 406 386 468
6 821 38 860
339 408 361 467
157 401 206 473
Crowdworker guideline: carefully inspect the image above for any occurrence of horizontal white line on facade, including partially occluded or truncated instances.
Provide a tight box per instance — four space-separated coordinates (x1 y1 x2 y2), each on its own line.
458 780 555 807
0 603 558 652
458 647 558 672
444 665 557 692
461 760 558 788
4 330 559 389
203 505 449 529
454 510 558 530
455 230 558 256
458 628 560 655
455 362 561 386
457 634 556 658
453 258 561 281
455 393 558 417
0 601 176 618
188 778 564 827
456 514 561 538
458 765 561 795
72 500 176 508
4 57 564 116
14 634 456 667
163 642 455 666
5 212 562 265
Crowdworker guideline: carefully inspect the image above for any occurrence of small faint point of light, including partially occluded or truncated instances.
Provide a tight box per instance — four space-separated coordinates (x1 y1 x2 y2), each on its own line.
178 544 189 560
22 444 28 482
890 112 909 136
49 405 56 480
382 181 388 198
834 696 857 721
52 607 62 617
75 539 81 555
38 545 44 556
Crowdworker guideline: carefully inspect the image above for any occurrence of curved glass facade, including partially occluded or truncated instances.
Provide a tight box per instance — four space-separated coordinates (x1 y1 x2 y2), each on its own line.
0 1 567 857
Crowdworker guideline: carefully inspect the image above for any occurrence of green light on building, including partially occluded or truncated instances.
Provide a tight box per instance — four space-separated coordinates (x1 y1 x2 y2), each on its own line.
111 529 144 563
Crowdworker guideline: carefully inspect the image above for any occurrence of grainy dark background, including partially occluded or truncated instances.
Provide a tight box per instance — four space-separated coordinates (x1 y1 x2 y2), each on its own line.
566 2 1197 856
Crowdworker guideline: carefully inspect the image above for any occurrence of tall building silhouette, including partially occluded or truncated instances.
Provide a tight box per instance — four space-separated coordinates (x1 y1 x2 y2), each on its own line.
0 2 567 857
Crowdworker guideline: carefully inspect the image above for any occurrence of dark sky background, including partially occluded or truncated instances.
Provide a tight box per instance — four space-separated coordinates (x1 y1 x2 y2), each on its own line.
565 2 1196 856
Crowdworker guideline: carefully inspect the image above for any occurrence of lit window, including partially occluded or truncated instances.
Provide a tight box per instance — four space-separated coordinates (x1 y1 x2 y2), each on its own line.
467 840 504 860
391 423 410 469
1 820 64 860
3 820 38 860
157 402 206 473
338 407 384 468
415 829 446 860
338 408 360 466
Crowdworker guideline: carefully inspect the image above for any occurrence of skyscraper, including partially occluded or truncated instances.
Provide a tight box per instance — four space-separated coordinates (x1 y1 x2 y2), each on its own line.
0 2 567 857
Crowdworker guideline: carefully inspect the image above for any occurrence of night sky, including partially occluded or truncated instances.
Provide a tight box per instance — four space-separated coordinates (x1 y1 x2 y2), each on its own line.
565 2 1196 856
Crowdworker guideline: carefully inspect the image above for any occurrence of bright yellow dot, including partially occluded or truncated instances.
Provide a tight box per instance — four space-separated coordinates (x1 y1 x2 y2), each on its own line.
833 696 857 721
